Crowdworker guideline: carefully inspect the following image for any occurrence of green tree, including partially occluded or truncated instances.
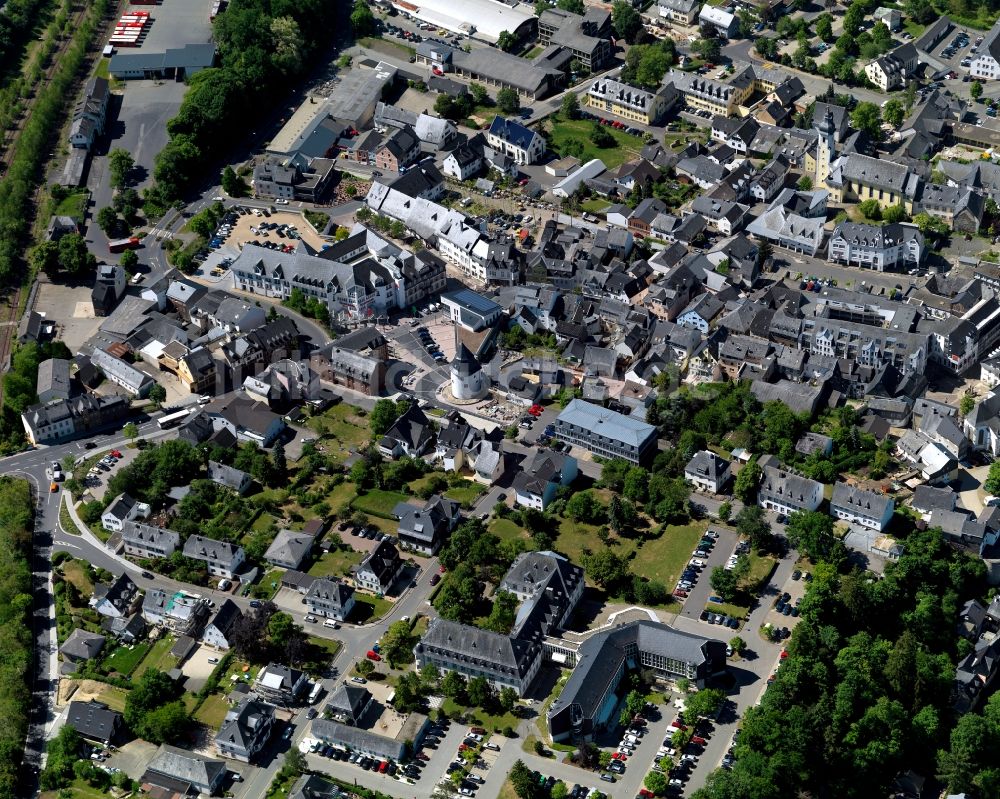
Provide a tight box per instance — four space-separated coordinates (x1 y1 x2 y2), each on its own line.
693 37 721 61
441 669 467 701
381 620 416 667
271 440 287 483
350 0 376 36
985 460 1000 495
370 398 402 437
119 249 139 270
591 122 615 148
147 384 166 407
755 36 778 59
561 92 580 120
96 206 120 236
796 175 813 191
960 395 975 417
497 87 521 115
497 30 517 51
485 590 519 633
556 0 584 12
510 760 539 799
221 165 247 197
468 675 495 708
611 0 642 42
30 240 60 276
733 456 761 504
710 566 739 602
499 686 518 712
58 233 97 276
109 148 135 189
971 80 983 100
850 101 882 140
124 669 187 743
734 505 773 552
729 635 746 654
644 771 668 796
883 204 907 224
123 422 139 442
469 83 490 106
566 490 605 524
858 198 883 221
682 688 725 723
883 98 905 128
355 658 375 677
785 510 836 562
816 13 833 41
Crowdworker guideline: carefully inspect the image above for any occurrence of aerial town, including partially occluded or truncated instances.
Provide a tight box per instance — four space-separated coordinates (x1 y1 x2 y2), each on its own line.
4 0 1000 798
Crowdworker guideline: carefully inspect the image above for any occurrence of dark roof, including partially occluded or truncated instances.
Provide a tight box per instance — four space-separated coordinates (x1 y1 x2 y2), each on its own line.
66 700 121 741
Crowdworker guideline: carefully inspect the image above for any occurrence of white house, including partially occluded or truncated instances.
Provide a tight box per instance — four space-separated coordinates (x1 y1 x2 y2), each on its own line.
758 455 824 515
970 19 1000 80
513 450 578 510
485 116 546 165
182 535 246 579
101 492 151 532
684 450 731 493
830 482 895 531
863 43 917 91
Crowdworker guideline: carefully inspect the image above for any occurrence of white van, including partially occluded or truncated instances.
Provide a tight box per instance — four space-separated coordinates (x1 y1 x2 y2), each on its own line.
308 682 323 704
324 618 340 629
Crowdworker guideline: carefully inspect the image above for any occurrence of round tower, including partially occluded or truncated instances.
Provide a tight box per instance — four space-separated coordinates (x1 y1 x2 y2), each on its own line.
451 343 488 401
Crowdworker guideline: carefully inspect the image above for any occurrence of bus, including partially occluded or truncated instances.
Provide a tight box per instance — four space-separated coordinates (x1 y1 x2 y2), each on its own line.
108 236 140 253
157 408 190 429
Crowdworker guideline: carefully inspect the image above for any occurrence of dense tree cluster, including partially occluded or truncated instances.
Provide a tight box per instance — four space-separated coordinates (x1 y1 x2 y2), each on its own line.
107 439 204 509
695 528 986 799
124 669 190 744
149 0 336 205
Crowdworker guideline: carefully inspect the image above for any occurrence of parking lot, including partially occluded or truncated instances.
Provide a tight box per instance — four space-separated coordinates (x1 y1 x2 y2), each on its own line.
34 280 102 352
180 643 223 693
131 0 213 53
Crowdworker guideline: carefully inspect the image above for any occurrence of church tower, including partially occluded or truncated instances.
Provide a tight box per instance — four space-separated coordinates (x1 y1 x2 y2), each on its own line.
815 107 836 189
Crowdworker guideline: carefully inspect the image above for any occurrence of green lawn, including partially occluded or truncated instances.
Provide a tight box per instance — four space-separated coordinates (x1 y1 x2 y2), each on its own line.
349 592 395 623
445 480 487 508
633 520 710 587
489 517 530 545
580 198 611 214
92 57 111 80
325 480 359 516
251 511 280 534
441 697 520 731
303 636 343 674
134 636 178 678
524 45 544 59
555 517 610 566
309 403 374 452
42 777 120 799
352 489 410 518
97 685 129 712
194 692 231 727
547 117 644 170
745 552 778 592
52 189 88 220
101 642 151 676
60 560 94 598
308 547 363 578
251 568 286 599
903 19 926 39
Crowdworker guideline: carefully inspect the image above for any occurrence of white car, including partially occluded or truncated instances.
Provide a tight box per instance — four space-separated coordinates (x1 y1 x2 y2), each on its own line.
276 198 290 205
690 558 706 568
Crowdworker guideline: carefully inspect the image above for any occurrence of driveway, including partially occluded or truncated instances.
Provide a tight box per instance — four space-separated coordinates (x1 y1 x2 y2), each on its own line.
180 643 221 693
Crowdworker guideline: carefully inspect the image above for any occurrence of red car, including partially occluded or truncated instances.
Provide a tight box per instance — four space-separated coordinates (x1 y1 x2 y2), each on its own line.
670 721 687 731
639 790 654 798
378 761 388 773
691 736 707 746
612 753 626 761
439 564 447 573
416 753 430 761
673 590 688 598
458 744 470 752
780 650 789 659
366 650 381 661
110 449 122 458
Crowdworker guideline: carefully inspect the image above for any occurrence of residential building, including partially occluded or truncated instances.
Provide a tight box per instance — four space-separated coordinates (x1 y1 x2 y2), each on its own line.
394 495 461 555
746 203 825 256
414 618 543 696
499 551 585 634
69 77 109 150
207 461 253 495
305 578 356 621
142 744 227 797
513 450 579 510
827 221 924 271
377 402 434 459
555 398 657 464
182 535 246 579
969 17 1000 80
326 683 373 725
215 697 275 762
310 340 388 397
537 8 613 71
265 530 315 570
375 126 421 173
443 138 485 180
684 450 731 493
386 162 445 201
678 294 724 333
89 347 155 397
548 621 726 742
21 392 129 445
202 600 244 650
252 155 337 202
66 701 122 745
916 183 985 234
121 521 180 559
101 492 151 533
210 393 286 447
658 0 699 24
758 455 824 515
254 664 309 705
374 102 458 150
60 629 106 664
89 572 140 619
586 77 674 124
864 43 918 91
142 589 210 636
353 539 404 594
830 482 895 531
310 718 412 762
668 68 754 117
485 116 546 165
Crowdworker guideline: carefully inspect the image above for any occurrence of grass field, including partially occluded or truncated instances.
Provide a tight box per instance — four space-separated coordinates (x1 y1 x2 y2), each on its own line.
633 521 710 586
97 685 130 712
555 517 608 565
42 777 118 799
547 117 644 170
706 601 748 621
60 560 94 598
352 489 410 518
251 568 286 599
441 697 520 731
52 189 88 220
194 692 230 727
102 642 151 676
489 518 529 545
325 480 359 514
309 403 373 453
133 636 178 678
445 480 486 508
580 198 611 214
308 547 363 578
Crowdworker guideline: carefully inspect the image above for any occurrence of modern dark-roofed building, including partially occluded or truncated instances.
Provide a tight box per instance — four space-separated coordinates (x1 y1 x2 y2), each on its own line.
66 700 123 744
555 398 657 464
548 621 726 742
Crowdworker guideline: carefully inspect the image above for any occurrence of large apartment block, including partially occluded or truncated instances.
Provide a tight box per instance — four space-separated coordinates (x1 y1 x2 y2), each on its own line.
555 399 657 464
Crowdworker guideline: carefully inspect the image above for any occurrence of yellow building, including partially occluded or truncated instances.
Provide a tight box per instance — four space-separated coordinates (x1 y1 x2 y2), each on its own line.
586 77 677 125
826 153 919 213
